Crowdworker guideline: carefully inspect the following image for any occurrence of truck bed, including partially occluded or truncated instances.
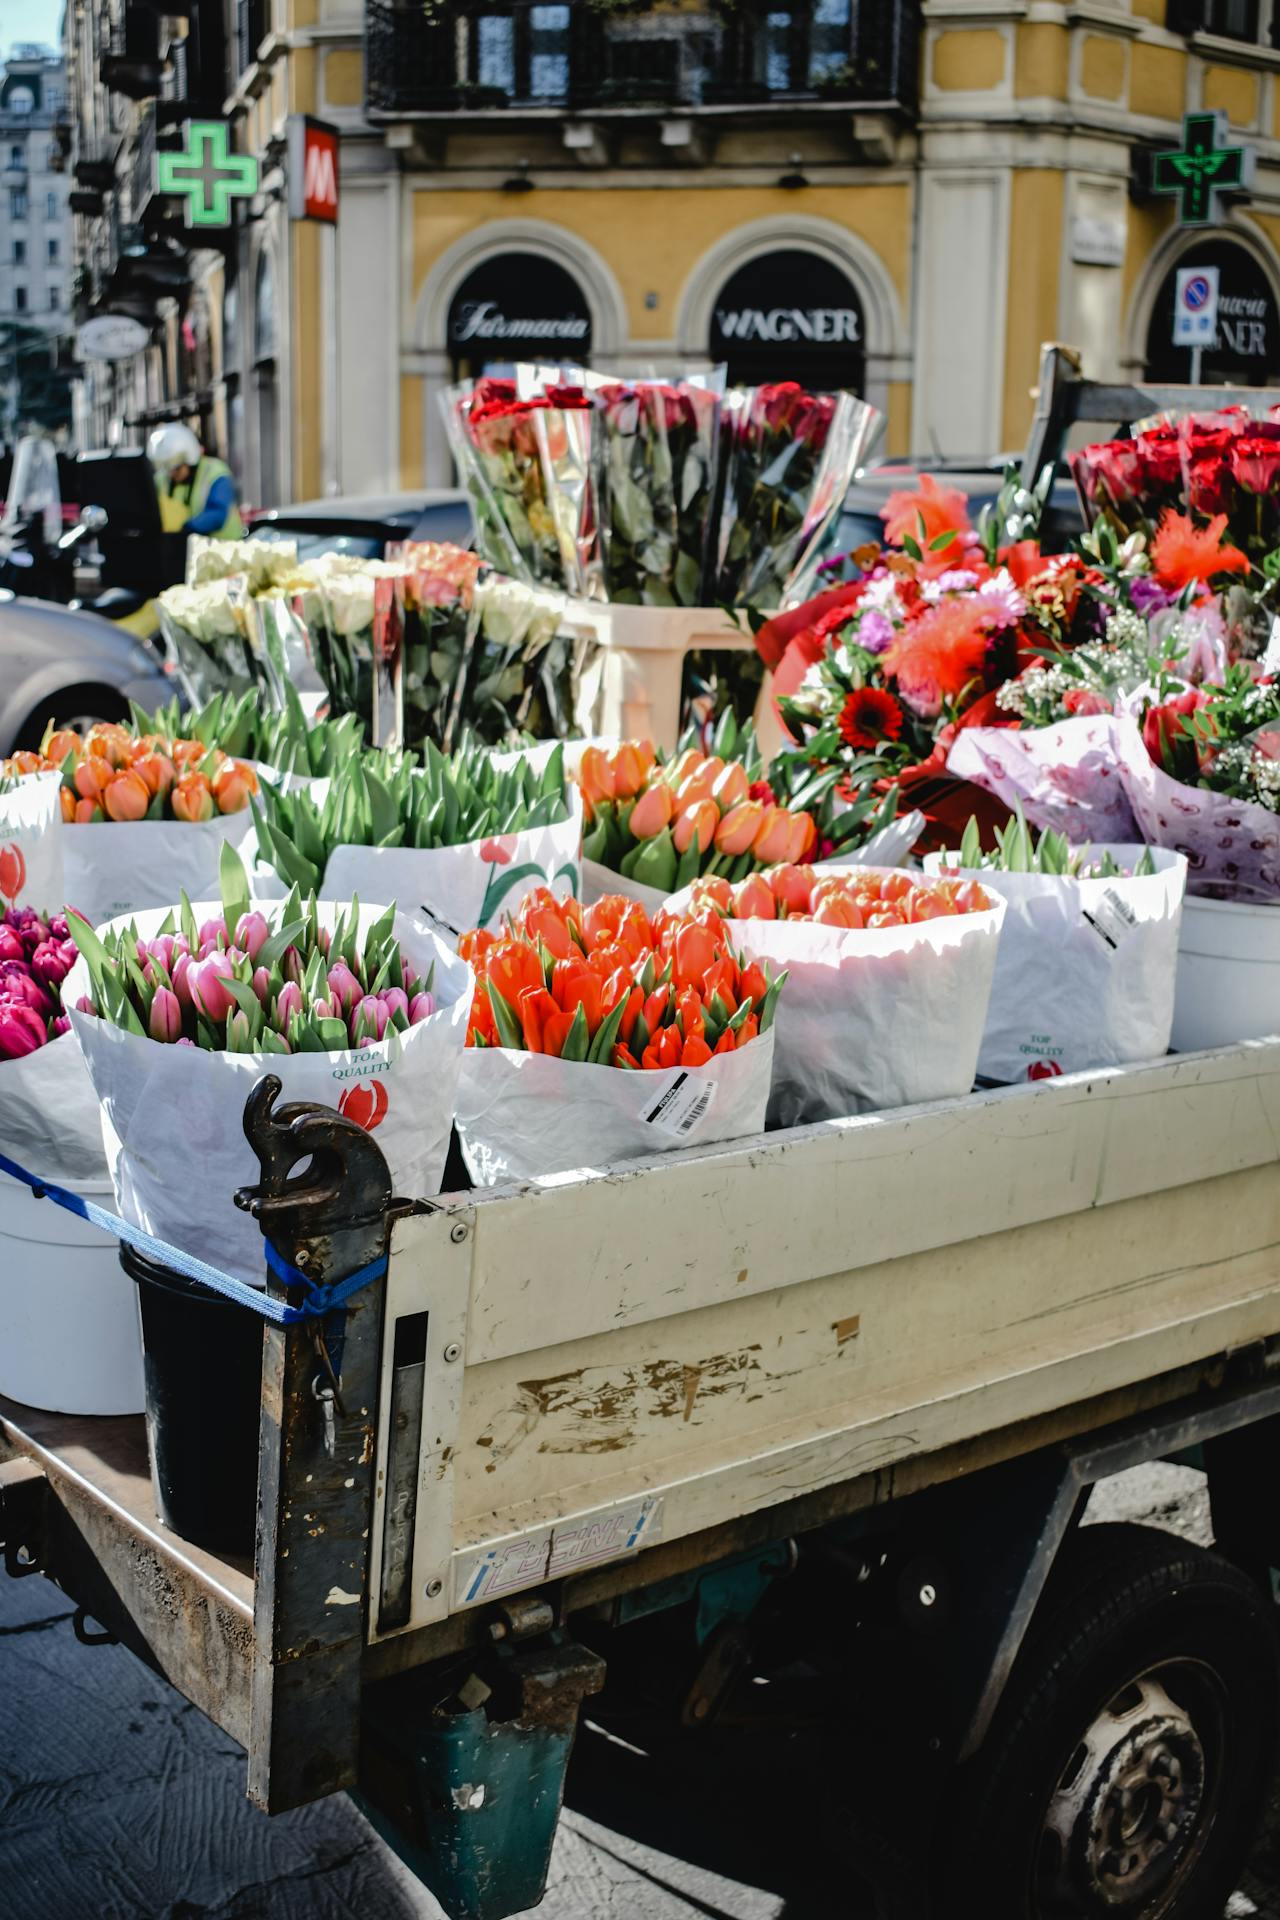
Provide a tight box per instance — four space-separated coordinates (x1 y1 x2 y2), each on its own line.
4 1039 1279 1756
370 1038 1280 1640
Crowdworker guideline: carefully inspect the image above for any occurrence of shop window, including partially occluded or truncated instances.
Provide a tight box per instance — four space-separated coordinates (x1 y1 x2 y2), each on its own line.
446 250 591 382
1144 239 1280 385
709 248 866 393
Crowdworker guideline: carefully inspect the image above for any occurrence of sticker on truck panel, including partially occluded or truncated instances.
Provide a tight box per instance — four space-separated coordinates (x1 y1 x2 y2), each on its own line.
453 1496 664 1609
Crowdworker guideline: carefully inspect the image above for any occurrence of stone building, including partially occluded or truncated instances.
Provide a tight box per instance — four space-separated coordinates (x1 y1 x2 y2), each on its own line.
0 46 72 439
62 1 1280 507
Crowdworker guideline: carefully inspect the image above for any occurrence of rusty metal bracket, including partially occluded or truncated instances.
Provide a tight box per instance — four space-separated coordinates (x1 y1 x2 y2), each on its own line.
234 1075 396 1813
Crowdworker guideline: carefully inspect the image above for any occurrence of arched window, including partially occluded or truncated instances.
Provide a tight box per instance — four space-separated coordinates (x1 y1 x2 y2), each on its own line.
446 251 592 381
709 248 866 393
1144 238 1280 387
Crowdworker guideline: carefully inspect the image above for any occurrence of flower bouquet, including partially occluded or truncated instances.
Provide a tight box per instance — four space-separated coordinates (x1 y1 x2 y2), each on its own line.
675 862 1005 1126
129 687 364 785
251 736 580 934
593 378 720 606
924 813 1185 1081
443 572 579 750
66 844 472 1281
7 719 258 925
714 383 880 608
949 511 1262 846
156 575 259 704
454 886 782 1183
446 377 590 589
578 725 817 911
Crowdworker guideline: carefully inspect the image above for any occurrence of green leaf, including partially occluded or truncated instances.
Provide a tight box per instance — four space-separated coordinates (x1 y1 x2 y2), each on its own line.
928 529 958 552
486 979 524 1051
219 839 251 937
586 989 629 1066
560 1001 591 1063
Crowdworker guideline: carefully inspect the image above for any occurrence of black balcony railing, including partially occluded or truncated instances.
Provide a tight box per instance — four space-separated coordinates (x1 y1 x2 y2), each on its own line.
365 1 920 118
237 0 269 75
100 6 165 101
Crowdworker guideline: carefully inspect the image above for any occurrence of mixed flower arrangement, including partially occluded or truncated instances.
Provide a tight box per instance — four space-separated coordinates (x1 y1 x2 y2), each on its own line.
460 887 784 1069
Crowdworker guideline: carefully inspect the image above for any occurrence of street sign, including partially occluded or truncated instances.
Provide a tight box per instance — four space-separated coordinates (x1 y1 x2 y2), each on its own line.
155 122 258 229
76 313 150 361
1174 266 1219 346
287 116 339 224
1152 111 1255 227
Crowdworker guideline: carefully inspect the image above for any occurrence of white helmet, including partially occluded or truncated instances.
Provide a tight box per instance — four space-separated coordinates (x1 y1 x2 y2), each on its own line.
147 424 201 473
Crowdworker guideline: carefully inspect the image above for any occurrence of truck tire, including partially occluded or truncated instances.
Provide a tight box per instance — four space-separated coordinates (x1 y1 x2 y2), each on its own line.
934 1522 1279 1919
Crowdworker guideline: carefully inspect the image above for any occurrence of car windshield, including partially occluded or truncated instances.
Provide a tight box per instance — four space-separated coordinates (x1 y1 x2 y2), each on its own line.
251 527 386 562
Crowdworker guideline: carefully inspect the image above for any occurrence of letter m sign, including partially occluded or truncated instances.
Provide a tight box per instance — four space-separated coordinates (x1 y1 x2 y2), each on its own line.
287 115 339 225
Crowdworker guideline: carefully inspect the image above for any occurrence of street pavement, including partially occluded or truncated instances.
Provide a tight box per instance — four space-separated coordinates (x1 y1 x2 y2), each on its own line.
0 1462 1275 1920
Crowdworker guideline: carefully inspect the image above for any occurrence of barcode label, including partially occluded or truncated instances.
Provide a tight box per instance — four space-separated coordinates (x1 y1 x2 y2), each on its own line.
1084 887 1139 951
642 1070 718 1138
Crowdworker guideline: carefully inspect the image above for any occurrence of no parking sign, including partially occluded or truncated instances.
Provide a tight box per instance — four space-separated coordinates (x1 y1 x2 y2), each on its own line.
1174 266 1219 346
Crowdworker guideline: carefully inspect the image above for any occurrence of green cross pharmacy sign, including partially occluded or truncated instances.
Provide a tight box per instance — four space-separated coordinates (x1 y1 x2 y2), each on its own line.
155 122 258 229
1152 112 1255 228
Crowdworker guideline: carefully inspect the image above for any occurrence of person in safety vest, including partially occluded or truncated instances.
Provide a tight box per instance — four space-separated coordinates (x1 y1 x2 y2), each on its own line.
146 424 244 539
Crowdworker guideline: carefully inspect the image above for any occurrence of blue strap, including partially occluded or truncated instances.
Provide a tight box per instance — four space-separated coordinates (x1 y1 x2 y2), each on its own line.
0 1151 386 1327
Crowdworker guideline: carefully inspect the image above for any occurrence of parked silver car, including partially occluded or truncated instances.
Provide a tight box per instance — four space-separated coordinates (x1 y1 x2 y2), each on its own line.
0 590 171 755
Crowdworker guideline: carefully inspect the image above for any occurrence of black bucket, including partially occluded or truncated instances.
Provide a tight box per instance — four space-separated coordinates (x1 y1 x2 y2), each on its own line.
121 1245 262 1558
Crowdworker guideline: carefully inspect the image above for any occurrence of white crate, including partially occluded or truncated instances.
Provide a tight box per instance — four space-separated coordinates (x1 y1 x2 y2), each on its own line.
565 601 785 758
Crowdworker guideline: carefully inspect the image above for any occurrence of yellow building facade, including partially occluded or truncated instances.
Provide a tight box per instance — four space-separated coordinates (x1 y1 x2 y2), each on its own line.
69 1 1280 508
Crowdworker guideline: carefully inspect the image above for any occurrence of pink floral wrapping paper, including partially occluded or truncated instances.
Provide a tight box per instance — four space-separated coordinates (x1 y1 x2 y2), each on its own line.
945 716 1142 844
1109 715 1280 903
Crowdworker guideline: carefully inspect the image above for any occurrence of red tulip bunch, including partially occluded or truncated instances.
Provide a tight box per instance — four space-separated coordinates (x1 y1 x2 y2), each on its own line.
460 887 784 1068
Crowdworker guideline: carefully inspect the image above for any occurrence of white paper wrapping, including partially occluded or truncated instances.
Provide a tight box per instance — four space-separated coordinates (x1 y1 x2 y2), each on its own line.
701 873 1006 1128
923 847 1186 1082
66 903 473 1283
580 857 670 917
0 1033 111 1186
323 792 582 941
62 809 258 927
0 773 64 914
947 717 1141 844
455 1029 774 1186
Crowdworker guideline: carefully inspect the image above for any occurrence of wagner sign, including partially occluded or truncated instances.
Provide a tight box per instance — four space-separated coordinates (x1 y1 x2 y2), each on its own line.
447 254 592 359
710 249 865 384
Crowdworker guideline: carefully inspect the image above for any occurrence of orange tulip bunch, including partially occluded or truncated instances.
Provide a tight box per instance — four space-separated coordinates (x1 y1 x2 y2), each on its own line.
5 721 258 827
460 887 784 1069
687 863 994 929
578 738 817 896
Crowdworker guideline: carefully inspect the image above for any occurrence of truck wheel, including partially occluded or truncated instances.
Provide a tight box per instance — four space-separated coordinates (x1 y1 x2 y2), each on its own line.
936 1522 1279 1918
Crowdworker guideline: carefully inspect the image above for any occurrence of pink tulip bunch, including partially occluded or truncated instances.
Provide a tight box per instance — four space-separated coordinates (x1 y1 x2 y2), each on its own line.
0 906 76 1060
69 847 435 1056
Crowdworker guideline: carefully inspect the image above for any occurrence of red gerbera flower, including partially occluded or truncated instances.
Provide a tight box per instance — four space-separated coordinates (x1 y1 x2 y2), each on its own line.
839 687 904 751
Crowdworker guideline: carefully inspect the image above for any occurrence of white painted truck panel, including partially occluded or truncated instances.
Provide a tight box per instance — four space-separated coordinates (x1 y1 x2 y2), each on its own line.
368 1041 1280 1642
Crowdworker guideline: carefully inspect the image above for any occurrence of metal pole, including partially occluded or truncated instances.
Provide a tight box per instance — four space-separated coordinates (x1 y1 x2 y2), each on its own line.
1190 344 1203 388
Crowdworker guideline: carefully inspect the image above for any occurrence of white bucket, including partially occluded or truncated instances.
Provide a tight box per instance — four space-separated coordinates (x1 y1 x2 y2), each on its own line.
0 1180 145 1416
1171 894 1280 1052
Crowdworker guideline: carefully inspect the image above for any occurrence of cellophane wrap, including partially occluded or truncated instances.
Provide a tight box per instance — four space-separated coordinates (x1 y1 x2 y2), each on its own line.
67 904 472 1283
715 386 881 609
924 847 1186 1081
